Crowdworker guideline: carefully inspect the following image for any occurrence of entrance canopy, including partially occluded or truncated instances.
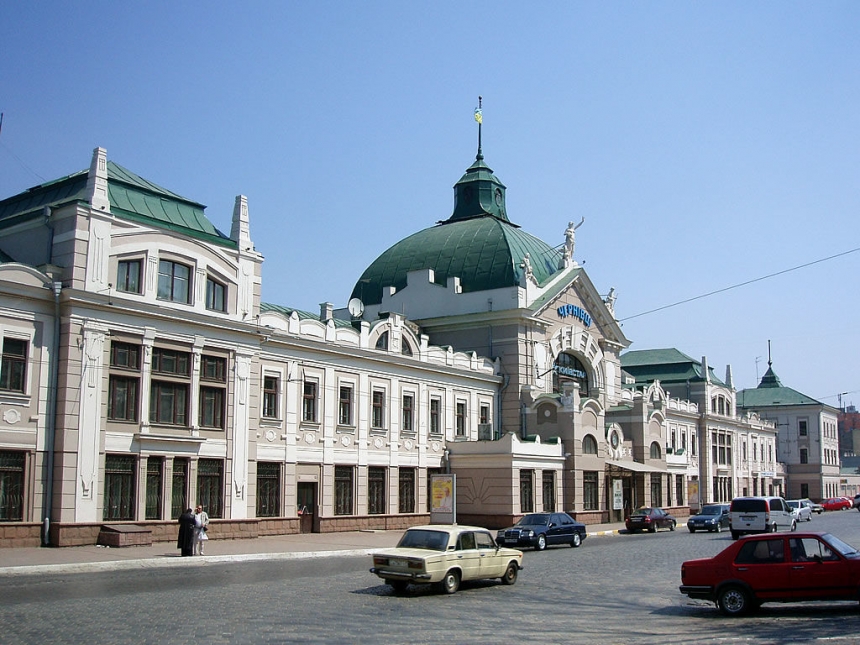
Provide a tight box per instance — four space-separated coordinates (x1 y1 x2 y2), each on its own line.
606 459 666 474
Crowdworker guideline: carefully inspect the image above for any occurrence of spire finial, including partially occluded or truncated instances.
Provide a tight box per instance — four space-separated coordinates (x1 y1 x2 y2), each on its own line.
474 96 483 160
767 339 772 367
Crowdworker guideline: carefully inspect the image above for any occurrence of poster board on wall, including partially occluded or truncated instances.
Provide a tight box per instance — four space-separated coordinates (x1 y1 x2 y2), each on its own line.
430 474 456 524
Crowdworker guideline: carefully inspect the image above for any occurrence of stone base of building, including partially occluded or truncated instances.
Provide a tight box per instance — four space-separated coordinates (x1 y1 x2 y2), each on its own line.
0 522 43 548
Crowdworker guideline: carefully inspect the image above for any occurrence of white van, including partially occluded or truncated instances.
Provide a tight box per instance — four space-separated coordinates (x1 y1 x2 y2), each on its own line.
729 496 796 540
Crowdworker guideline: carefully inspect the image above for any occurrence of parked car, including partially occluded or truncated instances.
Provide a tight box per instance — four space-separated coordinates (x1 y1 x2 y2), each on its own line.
786 499 813 522
687 504 730 533
803 498 824 514
854 494 860 510
496 512 587 550
821 497 852 511
370 524 523 594
625 507 676 533
729 496 795 540
680 531 860 616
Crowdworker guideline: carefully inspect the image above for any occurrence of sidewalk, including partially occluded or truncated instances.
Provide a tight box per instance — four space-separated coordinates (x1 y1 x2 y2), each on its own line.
0 520 633 577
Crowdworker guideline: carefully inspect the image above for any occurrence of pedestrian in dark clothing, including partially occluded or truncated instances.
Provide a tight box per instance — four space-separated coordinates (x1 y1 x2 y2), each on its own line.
177 508 196 556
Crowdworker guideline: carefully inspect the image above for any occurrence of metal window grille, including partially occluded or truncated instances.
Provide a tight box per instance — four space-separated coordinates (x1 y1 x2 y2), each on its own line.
256 462 280 518
334 466 353 515
104 454 136 521
197 459 223 518
398 468 415 513
145 457 163 520
0 451 25 521
519 470 534 513
171 459 188 519
368 467 386 514
542 471 555 512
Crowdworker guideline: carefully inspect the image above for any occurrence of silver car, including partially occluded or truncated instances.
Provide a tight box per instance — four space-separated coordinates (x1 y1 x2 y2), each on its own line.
787 499 813 522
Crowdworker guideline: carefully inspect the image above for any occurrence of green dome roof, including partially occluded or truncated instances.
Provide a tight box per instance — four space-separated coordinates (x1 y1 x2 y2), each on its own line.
352 154 563 306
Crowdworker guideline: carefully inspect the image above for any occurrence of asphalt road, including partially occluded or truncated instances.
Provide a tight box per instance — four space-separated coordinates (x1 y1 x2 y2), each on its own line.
3 510 860 644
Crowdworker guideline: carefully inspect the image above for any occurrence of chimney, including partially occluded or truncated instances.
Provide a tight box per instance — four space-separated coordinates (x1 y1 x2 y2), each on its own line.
702 356 710 383
725 364 734 389
320 302 333 322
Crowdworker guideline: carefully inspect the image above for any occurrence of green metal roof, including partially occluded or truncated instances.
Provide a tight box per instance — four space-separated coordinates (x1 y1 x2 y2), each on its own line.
736 365 822 408
0 160 234 248
350 152 564 306
351 215 563 306
260 302 355 329
620 348 726 387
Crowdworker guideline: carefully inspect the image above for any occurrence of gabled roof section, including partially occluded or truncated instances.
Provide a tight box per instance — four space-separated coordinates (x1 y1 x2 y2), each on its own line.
0 156 235 248
736 363 822 408
621 348 726 387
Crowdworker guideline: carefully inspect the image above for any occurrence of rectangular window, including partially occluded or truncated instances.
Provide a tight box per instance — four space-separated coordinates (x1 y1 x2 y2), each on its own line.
583 471 599 511
402 394 414 433
372 390 385 429
480 404 490 425
205 277 227 312
199 386 225 429
650 473 662 507
519 470 534 513
197 458 223 518
151 348 190 376
799 420 808 437
151 382 188 425
334 466 353 515
338 385 353 425
0 338 27 393
302 381 318 423
263 376 279 419
368 467 386 514
108 376 139 421
675 475 684 506
104 454 135 521
0 451 25 521
201 355 227 382
800 448 808 464
157 259 192 303
455 401 467 437
256 462 280 518
117 259 142 294
542 471 555 512
429 398 441 434
171 458 188 519
145 457 163 520
398 467 415 513
111 342 140 369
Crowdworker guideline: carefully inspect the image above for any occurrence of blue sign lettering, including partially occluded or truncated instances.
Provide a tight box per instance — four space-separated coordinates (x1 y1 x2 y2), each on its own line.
555 365 587 379
556 303 592 327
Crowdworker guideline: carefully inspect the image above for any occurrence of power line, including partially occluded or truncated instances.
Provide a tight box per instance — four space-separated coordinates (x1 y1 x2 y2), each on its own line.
620 247 860 323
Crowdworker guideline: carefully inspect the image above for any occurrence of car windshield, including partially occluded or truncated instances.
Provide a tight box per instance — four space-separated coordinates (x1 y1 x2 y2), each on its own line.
700 505 721 515
823 533 860 557
396 529 449 551
518 513 550 526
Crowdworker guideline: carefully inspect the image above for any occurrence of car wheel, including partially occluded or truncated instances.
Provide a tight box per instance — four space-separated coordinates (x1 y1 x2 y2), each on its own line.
718 585 751 617
388 580 408 593
439 569 460 595
688 527 696 533
501 561 518 585
715 523 722 533
669 521 676 532
571 532 582 548
648 524 657 534
770 523 778 533
790 520 797 532
536 534 546 551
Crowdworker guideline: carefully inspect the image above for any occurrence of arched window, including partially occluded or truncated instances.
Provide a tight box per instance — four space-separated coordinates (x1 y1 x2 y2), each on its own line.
375 331 389 350
401 340 413 356
583 435 598 455
553 353 589 395
650 441 662 459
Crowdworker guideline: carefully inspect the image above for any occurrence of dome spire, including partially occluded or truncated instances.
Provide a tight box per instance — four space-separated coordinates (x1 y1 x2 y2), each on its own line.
474 96 484 161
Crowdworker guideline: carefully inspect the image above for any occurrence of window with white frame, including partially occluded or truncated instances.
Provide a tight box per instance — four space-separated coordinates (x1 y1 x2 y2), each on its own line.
199 355 227 429
402 393 414 433
455 400 467 437
302 380 318 423
262 375 279 419
0 338 27 393
205 276 227 312
116 259 142 294
429 397 441 434
157 259 192 303
150 347 190 426
371 389 386 429
338 384 353 426
108 341 140 422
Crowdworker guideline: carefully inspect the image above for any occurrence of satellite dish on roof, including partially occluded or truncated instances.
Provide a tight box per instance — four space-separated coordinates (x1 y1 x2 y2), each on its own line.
347 298 364 318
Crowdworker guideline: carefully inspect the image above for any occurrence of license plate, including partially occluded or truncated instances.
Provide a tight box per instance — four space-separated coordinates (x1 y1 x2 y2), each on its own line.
389 559 406 568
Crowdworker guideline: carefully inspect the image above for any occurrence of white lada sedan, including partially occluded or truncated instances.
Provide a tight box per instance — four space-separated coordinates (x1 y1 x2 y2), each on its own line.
370 524 524 594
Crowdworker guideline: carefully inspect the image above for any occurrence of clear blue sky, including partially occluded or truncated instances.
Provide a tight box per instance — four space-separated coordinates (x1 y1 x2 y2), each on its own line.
2 2 858 408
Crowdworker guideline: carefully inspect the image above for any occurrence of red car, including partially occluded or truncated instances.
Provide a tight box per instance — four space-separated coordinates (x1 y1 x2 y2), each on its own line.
680 531 860 616
821 497 852 511
625 507 676 533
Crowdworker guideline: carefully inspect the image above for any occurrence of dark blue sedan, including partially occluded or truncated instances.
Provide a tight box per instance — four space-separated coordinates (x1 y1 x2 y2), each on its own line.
496 512 587 551
687 504 730 533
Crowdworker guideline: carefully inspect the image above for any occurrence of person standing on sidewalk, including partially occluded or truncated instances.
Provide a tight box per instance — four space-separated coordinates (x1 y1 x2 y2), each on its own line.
177 508 196 557
194 505 210 556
